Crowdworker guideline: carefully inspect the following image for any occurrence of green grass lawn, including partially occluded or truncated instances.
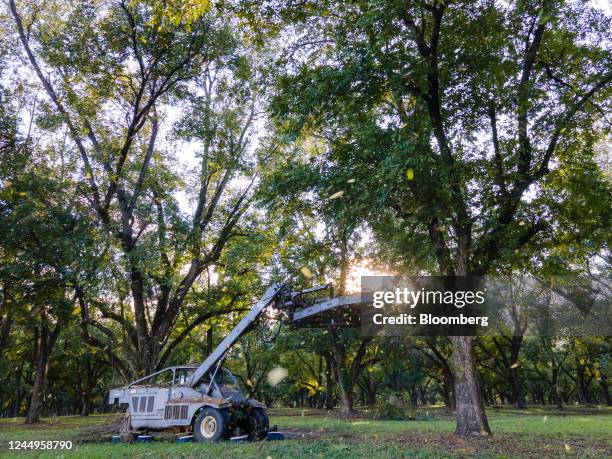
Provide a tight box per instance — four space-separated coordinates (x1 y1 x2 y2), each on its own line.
0 406 610 458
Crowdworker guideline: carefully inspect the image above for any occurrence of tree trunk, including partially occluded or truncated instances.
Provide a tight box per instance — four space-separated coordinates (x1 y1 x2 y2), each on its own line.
366 386 378 406
80 395 90 417
330 239 356 417
337 377 353 415
450 336 491 436
26 337 45 423
324 353 334 409
331 340 354 416
409 384 418 407
443 370 454 409
551 369 563 408
442 378 452 408
26 320 61 424
575 361 589 405
600 373 611 406
509 367 526 408
509 335 526 408
419 386 428 406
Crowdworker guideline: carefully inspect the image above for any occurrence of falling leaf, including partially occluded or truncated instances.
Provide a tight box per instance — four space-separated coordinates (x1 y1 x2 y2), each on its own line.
347 178 356 183
267 367 288 387
434 225 446 232
518 221 526 226
406 167 414 181
510 362 519 368
564 443 571 452
328 190 344 200
542 415 548 422
300 266 313 278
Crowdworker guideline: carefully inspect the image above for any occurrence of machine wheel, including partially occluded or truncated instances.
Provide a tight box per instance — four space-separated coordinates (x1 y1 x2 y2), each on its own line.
249 407 269 440
194 408 228 442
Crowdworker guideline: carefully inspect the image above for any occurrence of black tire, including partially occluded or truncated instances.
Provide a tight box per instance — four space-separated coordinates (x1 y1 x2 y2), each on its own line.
194 407 228 442
249 407 269 440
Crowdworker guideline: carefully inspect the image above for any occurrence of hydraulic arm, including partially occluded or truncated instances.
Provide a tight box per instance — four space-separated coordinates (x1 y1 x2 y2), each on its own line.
187 283 285 388
187 282 365 388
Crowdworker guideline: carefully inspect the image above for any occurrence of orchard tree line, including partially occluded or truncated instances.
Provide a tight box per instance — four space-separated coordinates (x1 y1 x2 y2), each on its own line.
0 0 610 436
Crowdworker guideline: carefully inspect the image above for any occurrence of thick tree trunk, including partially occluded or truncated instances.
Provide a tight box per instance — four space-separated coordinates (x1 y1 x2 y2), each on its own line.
509 367 526 408
450 336 491 436
26 320 60 424
26 367 44 424
331 340 354 416
509 335 526 408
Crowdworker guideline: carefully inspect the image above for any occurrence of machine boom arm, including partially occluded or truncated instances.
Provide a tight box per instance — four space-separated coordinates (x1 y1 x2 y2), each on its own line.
187 282 365 389
187 283 285 388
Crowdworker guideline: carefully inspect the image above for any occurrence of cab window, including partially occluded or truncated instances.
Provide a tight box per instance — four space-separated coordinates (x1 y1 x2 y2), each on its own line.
153 369 173 386
174 368 194 386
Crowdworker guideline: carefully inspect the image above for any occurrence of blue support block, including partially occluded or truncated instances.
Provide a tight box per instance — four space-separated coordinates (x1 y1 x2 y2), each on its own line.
177 435 194 443
266 431 285 441
136 435 153 443
111 435 121 444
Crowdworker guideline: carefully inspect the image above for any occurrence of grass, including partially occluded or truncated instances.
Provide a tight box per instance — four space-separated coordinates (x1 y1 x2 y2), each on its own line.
270 405 612 437
0 406 609 458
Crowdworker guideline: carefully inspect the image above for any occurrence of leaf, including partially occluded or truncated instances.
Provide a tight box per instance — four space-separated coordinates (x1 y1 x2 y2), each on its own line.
406 167 414 181
267 367 288 386
347 178 356 183
300 266 314 278
328 190 344 200
510 362 519 368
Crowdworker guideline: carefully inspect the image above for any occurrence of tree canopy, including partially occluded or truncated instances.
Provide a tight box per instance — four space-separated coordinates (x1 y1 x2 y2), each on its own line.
0 0 610 437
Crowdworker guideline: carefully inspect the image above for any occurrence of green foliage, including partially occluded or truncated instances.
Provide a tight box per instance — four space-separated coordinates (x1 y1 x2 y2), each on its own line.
368 389 416 421
260 0 612 276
